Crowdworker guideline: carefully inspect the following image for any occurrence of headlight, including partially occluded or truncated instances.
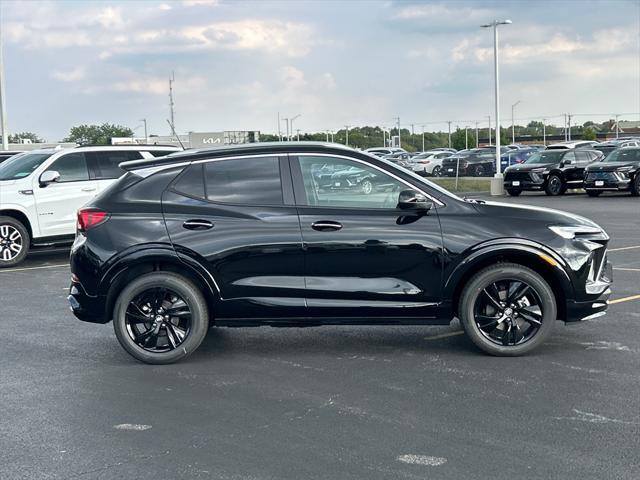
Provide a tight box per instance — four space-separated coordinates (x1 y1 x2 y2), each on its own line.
531 167 548 173
615 166 633 179
548 225 604 239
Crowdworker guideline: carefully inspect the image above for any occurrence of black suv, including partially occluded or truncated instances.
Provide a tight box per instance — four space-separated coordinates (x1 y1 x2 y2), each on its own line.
442 147 508 177
503 149 603 196
584 147 640 196
68 143 612 364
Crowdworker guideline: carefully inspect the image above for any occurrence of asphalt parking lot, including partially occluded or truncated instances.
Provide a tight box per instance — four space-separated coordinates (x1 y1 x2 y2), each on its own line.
1 192 639 480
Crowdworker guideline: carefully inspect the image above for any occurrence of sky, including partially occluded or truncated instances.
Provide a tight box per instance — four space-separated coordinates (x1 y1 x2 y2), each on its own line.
2 0 640 141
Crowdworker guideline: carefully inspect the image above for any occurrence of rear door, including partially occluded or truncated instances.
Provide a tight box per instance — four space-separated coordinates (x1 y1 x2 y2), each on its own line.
291 154 444 320
161 155 306 319
33 152 99 237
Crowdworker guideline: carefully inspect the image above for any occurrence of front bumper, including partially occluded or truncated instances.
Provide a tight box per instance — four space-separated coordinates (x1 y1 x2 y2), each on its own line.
565 259 613 322
584 178 631 192
68 281 109 324
503 177 545 191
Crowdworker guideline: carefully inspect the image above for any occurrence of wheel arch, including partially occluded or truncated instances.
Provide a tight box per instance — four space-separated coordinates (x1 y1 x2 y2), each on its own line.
444 243 574 321
0 208 34 241
100 247 219 325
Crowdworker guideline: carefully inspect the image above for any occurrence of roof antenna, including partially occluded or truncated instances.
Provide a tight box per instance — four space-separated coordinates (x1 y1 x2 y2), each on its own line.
166 119 185 150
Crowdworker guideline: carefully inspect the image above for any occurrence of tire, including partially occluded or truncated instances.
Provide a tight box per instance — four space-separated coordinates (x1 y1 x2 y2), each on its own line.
431 166 442 177
631 174 640 197
0 216 30 268
361 179 373 195
458 263 556 356
586 190 602 197
472 165 485 177
506 189 522 197
545 174 564 196
113 272 209 364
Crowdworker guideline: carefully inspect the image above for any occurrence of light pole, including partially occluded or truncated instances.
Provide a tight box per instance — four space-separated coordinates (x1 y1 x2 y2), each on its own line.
464 126 469 150
282 118 289 141
421 125 425 152
487 115 492 146
344 125 350 146
511 100 521 144
615 114 620 139
393 117 401 148
542 118 547 146
290 114 301 141
447 120 452 148
296 129 300 141
567 113 572 141
140 118 148 143
481 18 512 195
475 121 479 147
0 12 8 151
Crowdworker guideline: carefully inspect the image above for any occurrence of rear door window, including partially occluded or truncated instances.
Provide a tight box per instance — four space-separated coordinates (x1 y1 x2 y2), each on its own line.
48 153 89 182
92 151 143 179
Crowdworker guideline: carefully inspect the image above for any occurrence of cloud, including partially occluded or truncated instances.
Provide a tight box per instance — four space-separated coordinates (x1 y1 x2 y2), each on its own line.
112 75 207 96
51 66 86 82
183 0 219 6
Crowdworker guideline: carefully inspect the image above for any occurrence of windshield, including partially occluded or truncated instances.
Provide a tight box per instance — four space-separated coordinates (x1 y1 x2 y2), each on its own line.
603 148 640 163
524 151 564 164
0 152 54 180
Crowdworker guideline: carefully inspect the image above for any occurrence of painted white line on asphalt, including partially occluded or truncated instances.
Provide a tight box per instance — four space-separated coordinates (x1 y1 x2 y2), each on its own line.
608 245 640 252
424 330 464 341
613 267 640 272
0 264 68 273
397 454 447 466
609 294 640 305
113 424 152 431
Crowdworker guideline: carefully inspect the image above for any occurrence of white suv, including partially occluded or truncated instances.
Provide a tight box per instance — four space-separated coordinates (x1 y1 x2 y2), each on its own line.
0 145 180 267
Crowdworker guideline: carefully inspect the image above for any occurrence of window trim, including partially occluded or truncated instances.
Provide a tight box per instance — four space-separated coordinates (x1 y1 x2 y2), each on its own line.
289 153 444 210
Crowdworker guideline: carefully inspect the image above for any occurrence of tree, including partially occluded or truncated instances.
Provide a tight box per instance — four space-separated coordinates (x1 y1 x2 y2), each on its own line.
64 123 134 145
582 126 597 141
450 128 477 151
8 131 43 143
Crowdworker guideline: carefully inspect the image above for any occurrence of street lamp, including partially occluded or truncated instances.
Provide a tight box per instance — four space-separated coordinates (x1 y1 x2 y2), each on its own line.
139 118 148 143
481 19 512 196
487 115 492 146
511 100 521 144
290 114 301 141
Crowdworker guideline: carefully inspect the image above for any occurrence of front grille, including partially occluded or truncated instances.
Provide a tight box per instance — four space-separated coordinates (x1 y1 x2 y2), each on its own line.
505 171 532 181
587 172 615 181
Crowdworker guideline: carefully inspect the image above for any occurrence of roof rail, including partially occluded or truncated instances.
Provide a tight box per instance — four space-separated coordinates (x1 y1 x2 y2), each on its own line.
74 144 183 148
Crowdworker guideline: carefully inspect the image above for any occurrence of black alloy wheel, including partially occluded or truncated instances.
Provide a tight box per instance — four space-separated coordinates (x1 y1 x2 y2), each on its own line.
459 263 556 356
113 272 209 364
545 174 564 196
631 174 640 197
432 165 442 177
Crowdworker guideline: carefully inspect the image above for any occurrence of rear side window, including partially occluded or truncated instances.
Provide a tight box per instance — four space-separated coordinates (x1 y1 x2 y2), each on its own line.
92 151 143 179
172 164 205 199
205 157 283 205
49 153 89 182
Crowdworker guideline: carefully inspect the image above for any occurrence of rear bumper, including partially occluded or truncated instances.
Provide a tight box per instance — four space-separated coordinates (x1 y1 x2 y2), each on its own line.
68 281 109 324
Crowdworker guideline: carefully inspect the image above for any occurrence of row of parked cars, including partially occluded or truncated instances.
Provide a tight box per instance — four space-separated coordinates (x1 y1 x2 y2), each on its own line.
503 138 640 197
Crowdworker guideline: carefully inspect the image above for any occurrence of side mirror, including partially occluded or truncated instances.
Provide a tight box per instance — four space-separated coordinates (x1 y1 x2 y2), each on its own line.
397 189 433 211
562 159 573 165
39 170 60 187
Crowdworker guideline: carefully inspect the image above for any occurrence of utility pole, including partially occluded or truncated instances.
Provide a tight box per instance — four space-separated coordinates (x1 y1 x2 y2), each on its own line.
168 72 176 137
282 118 289 141
511 100 521 144
382 128 386 147
140 118 148 143
447 120 452 148
487 115 492 146
567 113 572 141
277 112 281 141
475 121 479 147
0 10 7 151
563 114 567 141
615 114 620 139
393 117 401 148
344 125 350 146
542 118 547 146
296 129 300 141
465 126 468 150
410 123 414 135
421 125 425 152
326 130 329 142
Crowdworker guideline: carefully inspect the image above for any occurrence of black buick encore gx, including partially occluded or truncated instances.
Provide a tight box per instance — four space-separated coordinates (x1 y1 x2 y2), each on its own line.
68 143 612 364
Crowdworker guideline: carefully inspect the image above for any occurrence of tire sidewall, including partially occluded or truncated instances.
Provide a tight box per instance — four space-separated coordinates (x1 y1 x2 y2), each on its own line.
0 216 30 268
545 174 563 196
459 264 557 356
113 272 209 364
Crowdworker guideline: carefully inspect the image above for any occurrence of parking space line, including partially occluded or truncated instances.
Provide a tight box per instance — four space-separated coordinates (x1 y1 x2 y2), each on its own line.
614 267 640 272
0 264 68 274
424 330 464 341
609 294 640 305
609 245 640 253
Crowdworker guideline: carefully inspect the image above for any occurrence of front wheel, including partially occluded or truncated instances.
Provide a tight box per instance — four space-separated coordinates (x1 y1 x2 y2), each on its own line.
631 174 640 197
545 174 564 196
458 263 556 356
113 272 209 364
0 216 30 268
360 179 373 195
472 165 485 177
431 165 442 177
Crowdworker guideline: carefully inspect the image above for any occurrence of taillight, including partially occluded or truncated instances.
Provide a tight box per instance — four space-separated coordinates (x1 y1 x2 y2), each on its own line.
77 208 109 232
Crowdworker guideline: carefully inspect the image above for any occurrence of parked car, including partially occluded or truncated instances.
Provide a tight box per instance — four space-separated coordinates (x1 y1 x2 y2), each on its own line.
500 148 538 170
407 150 453 176
0 145 180 267
503 149 603 196
430 147 457 153
0 150 22 164
442 147 509 177
315 164 394 195
584 146 640 196
546 140 599 150
365 147 406 157
382 152 412 168
592 139 639 157
68 142 611 364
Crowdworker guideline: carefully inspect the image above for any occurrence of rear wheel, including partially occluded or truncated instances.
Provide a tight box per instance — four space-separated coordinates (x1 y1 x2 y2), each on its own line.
361 179 373 195
458 263 556 356
586 190 602 197
631 174 640 197
545 174 564 196
506 189 522 197
113 272 209 364
0 216 29 268
431 165 442 177
472 165 485 177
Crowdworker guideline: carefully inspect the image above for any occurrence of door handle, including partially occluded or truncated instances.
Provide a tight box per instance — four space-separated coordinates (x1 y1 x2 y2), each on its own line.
183 220 214 231
81 187 97 192
311 221 343 231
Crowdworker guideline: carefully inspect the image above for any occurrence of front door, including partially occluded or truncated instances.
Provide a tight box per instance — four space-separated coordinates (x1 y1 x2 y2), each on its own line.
33 152 99 238
291 154 444 321
161 155 306 320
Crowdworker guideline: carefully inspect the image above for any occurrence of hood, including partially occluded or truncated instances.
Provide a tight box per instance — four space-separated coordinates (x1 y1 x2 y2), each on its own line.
505 162 556 172
585 161 636 172
471 200 601 230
